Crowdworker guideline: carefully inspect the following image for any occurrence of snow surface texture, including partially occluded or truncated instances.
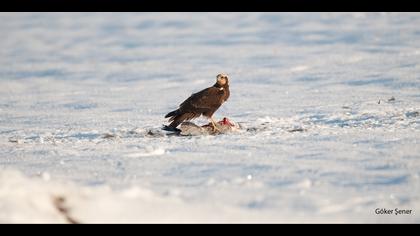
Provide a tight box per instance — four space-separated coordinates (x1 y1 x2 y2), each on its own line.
0 13 419 223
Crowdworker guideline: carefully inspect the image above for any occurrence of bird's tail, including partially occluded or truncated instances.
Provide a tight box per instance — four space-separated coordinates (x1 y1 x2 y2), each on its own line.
168 117 184 128
165 109 184 128
165 109 180 118
165 110 196 128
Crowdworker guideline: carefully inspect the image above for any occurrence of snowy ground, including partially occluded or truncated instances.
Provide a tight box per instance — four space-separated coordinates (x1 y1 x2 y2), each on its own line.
0 13 419 223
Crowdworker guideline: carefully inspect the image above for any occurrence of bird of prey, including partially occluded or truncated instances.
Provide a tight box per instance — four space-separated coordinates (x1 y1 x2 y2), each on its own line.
164 73 230 131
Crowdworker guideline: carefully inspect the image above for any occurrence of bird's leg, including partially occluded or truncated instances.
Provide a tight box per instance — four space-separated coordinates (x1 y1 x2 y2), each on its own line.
209 117 221 132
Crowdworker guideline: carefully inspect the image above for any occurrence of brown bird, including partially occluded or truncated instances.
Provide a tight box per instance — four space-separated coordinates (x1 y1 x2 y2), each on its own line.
165 73 230 131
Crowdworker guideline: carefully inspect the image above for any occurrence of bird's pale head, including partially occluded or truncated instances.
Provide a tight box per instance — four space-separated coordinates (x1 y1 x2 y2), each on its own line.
216 73 229 86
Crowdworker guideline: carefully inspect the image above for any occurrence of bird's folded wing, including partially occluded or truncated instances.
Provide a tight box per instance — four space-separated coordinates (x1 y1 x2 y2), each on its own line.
180 87 224 109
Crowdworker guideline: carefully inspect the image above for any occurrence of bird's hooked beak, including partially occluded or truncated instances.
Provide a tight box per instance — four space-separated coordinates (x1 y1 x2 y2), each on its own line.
216 74 229 86
217 78 225 85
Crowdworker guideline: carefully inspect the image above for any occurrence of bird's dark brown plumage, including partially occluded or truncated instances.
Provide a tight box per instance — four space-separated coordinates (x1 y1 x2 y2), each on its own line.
165 74 230 128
